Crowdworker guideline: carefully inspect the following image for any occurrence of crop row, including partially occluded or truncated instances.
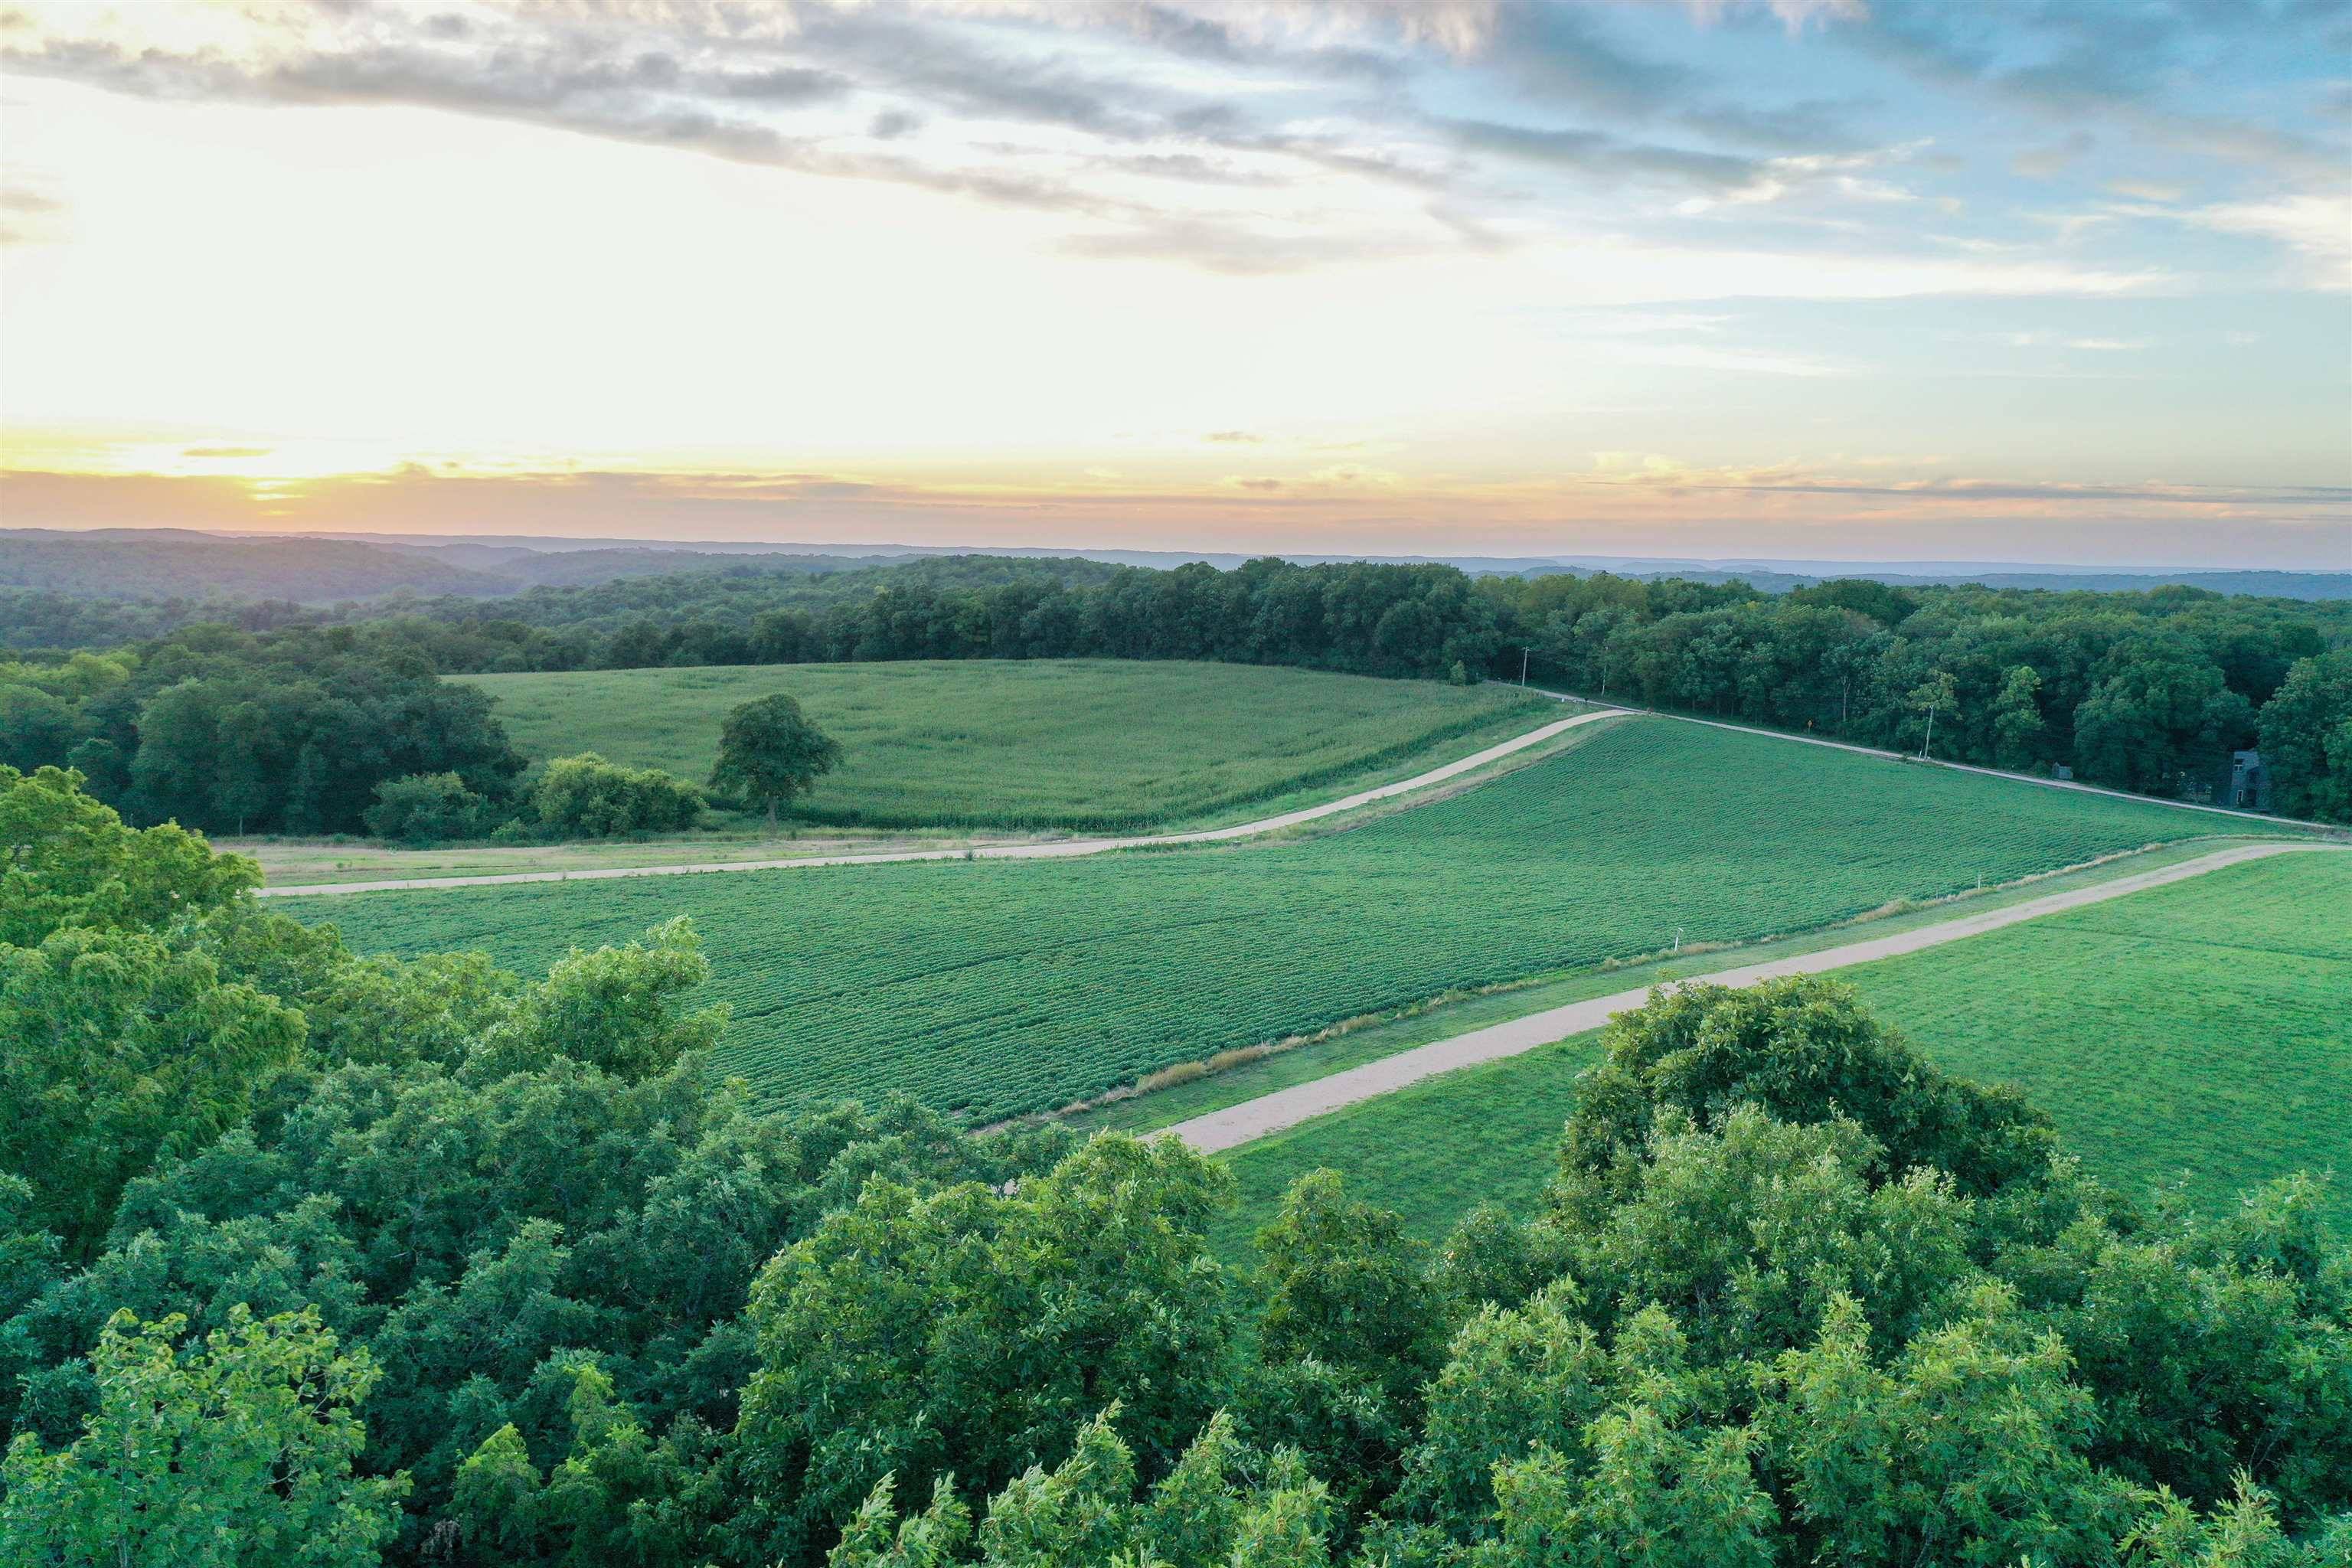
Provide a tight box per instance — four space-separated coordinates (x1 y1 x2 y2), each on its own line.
313 718 2217 1122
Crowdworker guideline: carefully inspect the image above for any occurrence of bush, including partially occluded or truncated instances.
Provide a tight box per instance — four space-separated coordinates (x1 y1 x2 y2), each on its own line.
531 753 704 838
363 772 495 845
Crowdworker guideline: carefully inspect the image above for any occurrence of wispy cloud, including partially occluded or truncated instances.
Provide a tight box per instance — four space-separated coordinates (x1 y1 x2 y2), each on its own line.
2187 193 2352 290
1618 344 1847 377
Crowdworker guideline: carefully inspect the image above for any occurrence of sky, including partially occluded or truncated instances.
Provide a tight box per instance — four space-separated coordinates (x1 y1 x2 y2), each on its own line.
2 0 2348 567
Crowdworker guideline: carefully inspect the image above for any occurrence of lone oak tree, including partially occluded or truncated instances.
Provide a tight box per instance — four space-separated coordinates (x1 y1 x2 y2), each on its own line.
709 693 842 830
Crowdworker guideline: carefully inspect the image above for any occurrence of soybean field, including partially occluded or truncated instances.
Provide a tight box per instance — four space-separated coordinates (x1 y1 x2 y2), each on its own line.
309 717 2221 1123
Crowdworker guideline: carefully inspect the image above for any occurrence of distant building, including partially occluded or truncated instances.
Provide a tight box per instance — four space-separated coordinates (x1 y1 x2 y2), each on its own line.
2223 749 2270 811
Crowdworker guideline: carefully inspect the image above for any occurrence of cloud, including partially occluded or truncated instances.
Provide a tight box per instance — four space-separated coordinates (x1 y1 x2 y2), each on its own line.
1852 0 2347 185
1998 333 2151 351
0 181 68 244
181 445 276 458
1442 116 1766 192
2189 194 2352 289
1204 430 1264 444
1058 215 1430 274
2105 179 2184 204
1619 344 1846 376
1677 96 1874 155
1488 2 1699 120
4 0 2341 289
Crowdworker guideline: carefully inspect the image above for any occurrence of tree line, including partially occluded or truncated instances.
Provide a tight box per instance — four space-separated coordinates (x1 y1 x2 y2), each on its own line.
2 765 2347 1564
5 554 2349 828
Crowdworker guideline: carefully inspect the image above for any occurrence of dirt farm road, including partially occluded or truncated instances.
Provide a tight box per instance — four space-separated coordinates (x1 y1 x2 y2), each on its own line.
1165 840 2345 1155
258 707 1625 898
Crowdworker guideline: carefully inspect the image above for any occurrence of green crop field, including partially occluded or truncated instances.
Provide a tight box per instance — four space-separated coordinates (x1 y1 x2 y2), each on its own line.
1216 848 2351 1253
454 659 1553 831
307 718 2220 1125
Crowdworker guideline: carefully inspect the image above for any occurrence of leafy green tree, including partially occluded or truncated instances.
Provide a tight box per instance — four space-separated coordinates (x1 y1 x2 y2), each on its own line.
1991 663 2048 769
0 1305 405 1568
450 1423 546 1563
824 1408 1338 1568
1256 1171 1442 1406
709 693 842 828
1563 1107 1975 1361
466 915 722 1082
2073 637 2257 796
1559 975 2056 1203
732 1135 1241 1564
0 683 88 773
1393 1282 1610 1535
1 764 256 946
1759 1284 2137 1566
2118 1476 2347 1567
2256 648 2352 822
1 924 305 1259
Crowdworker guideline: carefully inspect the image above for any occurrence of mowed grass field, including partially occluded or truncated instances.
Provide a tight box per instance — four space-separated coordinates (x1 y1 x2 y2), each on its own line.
455 659 1554 831
1214 848 2351 1254
309 718 2216 1125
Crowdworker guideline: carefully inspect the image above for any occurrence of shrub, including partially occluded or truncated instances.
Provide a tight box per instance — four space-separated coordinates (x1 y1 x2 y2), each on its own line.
531 753 704 838
363 772 495 845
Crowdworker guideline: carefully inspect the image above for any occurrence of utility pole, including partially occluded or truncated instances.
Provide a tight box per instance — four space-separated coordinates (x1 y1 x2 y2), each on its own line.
1520 645 1530 686
1919 701 1936 760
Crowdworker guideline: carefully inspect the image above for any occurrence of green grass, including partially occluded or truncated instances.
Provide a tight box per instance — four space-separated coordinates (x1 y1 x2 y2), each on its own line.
1209 1037 1604 1261
456 659 1554 831
1214 849 2351 1254
1843 848 2352 1222
308 718 2217 1126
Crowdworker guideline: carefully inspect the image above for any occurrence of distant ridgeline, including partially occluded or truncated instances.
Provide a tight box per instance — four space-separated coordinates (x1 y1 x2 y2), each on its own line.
2 542 2349 828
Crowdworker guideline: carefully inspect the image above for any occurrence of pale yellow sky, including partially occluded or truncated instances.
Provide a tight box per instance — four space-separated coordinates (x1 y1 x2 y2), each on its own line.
3 1 2346 563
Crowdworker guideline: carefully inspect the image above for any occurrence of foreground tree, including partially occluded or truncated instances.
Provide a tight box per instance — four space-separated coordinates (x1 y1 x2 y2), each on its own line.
0 1305 405 1568
8 776 2350 1566
709 694 842 829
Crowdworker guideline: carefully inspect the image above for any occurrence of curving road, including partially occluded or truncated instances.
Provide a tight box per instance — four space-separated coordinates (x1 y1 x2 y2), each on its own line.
258 707 1625 898
1165 840 2344 1154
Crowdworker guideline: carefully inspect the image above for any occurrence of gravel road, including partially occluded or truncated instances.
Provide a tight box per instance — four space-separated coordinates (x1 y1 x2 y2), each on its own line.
258 707 1623 897
1165 841 2342 1154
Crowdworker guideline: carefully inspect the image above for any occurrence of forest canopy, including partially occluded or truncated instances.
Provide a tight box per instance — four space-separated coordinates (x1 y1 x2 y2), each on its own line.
1 766 2347 1566
4 553 2350 826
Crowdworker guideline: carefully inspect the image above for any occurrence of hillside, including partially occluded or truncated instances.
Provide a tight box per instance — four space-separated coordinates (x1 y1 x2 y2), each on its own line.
309 717 2216 1123
0 528 515 603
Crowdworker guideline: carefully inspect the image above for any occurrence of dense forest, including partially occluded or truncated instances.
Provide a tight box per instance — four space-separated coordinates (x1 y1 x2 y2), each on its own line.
2 766 2346 1565
5 553 2349 829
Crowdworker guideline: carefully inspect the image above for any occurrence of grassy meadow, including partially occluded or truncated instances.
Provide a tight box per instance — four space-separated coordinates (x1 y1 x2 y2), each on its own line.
308 718 2217 1125
455 658 1554 831
1214 848 2352 1253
